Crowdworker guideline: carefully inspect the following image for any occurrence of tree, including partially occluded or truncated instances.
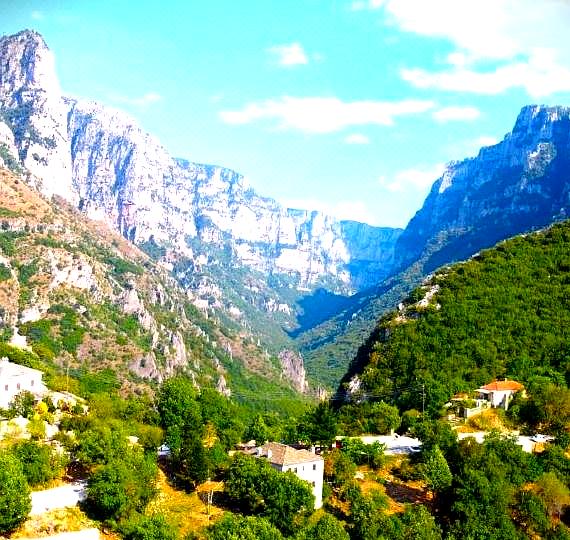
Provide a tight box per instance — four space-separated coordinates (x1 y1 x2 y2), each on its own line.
173 430 209 490
296 513 349 540
244 415 268 445
156 376 201 454
367 401 400 434
396 505 442 539
225 453 266 513
224 454 313 535
263 470 314 535
420 445 452 492
10 390 35 418
12 440 65 487
123 514 176 540
0 451 31 533
536 472 570 520
75 425 128 467
203 514 283 540
300 403 338 446
324 449 357 487
85 450 157 522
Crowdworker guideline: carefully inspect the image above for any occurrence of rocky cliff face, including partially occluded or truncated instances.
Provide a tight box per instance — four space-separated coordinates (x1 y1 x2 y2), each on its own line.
0 30 75 201
0 30 400 299
395 105 570 273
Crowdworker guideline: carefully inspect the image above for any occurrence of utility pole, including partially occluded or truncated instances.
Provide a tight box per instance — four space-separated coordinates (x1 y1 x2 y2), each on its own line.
421 383 425 415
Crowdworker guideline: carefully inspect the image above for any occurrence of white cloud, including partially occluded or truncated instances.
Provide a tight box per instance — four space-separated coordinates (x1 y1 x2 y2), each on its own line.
360 0 570 97
432 106 480 122
380 163 446 192
475 136 498 148
220 96 435 133
267 43 309 66
31 10 44 20
403 49 570 97
281 198 379 224
344 133 370 144
112 92 162 107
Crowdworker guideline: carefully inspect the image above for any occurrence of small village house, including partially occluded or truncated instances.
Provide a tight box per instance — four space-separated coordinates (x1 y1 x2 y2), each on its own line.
253 442 324 509
476 379 524 411
0 357 47 409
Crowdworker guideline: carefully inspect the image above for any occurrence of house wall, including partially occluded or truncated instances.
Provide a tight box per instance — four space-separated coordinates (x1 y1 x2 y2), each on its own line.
281 459 324 509
0 370 46 408
490 390 514 409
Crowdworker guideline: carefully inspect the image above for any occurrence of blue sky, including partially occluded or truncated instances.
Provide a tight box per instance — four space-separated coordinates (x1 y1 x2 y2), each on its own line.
2 0 570 228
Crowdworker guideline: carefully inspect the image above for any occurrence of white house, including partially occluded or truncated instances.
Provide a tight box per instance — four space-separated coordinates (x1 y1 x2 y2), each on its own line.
476 379 524 411
255 442 324 509
0 357 47 409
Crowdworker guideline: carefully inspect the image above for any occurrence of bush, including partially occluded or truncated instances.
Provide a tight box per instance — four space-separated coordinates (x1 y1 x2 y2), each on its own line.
122 514 176 540
85 450 157 522
203 514 284 540
0 451 31 533
12 440 65 486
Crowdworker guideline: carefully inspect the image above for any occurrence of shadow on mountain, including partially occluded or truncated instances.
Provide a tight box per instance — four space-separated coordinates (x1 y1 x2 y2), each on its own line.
287 288 354 339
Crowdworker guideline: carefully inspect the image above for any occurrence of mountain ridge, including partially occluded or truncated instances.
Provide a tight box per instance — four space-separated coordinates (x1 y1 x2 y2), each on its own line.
298 103 570 386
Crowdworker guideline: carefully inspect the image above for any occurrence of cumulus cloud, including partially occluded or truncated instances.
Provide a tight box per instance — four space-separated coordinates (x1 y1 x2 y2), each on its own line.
402 49 570 98
267 43 309 66
344 133 371 144
432 106 480 122
359 0 570 97
380 163 446 192
220 96 435 133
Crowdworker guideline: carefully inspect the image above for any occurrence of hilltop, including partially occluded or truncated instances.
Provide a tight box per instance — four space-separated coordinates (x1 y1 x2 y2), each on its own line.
338 220 570 416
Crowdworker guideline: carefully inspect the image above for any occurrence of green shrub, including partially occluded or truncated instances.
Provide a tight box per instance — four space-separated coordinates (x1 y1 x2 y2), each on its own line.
0 451 31 533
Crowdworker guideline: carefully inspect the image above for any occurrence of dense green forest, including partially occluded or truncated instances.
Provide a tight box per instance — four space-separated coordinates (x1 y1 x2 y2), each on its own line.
340 220 570 418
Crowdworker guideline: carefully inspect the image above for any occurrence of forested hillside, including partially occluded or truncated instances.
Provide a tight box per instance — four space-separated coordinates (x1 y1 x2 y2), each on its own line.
340 220 570 416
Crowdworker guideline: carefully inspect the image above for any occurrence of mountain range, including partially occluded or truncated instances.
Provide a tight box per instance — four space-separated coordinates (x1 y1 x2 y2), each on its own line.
1 28 570 392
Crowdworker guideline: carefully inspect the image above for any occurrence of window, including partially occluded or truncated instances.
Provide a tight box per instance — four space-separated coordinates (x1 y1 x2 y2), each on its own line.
3 385 7 391
312 481 315 487
313 464 317 470
294 467 297 473
17 383 20 390
31 380 34 386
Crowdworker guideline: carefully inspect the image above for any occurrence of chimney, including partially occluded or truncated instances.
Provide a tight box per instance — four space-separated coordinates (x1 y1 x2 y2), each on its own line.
310 445 316 454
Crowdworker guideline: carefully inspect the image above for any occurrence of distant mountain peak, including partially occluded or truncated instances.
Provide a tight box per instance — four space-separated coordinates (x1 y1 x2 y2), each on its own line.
0 28 59 98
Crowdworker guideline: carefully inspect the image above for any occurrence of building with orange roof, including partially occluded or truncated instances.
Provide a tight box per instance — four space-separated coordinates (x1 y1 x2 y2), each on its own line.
476 379 524 410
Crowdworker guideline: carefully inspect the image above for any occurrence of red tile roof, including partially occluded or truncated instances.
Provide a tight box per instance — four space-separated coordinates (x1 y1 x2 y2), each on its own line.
480 380 523 392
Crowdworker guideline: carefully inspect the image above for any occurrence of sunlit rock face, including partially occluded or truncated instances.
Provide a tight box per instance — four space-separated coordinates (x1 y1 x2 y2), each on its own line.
0 30 75 201
0 29 401 293
395 105 570 273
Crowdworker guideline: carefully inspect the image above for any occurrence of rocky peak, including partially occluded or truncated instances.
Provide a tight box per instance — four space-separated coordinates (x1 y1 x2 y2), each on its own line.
0 29 60 102
511 105 570 140
394 104 570 274
0 30 73 201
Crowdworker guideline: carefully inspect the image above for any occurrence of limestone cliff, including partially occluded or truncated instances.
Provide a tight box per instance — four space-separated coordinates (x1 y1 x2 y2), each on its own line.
0 29 400 299
395 105 570 274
